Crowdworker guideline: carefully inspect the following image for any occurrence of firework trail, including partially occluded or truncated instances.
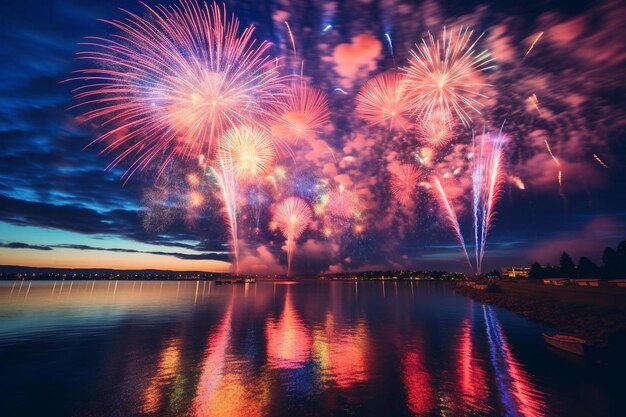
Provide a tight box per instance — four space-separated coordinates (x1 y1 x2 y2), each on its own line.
211 165 239 273
472 128 506 274
524 32 544 58
356 72 411 129
284 21 297 57
273 197 313 275
402 26 494 126
543 139 563 188
508 175 525 190
593 153 608 169
432 176 472 271
385 32 396 67
528 94 541 114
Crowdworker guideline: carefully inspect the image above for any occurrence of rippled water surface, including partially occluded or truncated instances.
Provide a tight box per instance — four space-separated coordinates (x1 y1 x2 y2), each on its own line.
0 280 622 416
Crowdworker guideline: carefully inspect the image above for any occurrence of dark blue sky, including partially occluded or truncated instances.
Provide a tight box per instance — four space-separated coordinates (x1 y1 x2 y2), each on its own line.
0 0 624 273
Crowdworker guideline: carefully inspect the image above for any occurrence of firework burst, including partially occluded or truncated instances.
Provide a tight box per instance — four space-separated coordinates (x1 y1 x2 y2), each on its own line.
272 83 330 141
71 0 286 179
390 164 420 205
355 71 412 129
218 125 276 182
417 109 455 147
402 27 494 126
273 197 313 275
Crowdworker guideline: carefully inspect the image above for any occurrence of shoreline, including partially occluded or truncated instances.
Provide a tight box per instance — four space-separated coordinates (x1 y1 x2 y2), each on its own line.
455 281 626 362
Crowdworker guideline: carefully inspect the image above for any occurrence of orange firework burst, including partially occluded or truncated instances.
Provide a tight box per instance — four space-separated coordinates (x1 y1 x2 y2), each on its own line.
272 83 330 141
402 27 494 126
417 109 454 147
355 72 411 129
273 197 313 275
71 0 286 179
390 164 420 205
218 125 276 182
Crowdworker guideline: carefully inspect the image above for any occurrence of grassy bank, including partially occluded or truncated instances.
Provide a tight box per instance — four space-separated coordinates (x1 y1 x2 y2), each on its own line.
455 281 626 347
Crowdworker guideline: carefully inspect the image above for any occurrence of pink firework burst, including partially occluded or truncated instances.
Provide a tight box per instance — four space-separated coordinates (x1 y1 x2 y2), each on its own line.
70 0 286 179
390 164 420 205
402 27 494 126
356 71 412 129
273 197 313 275
272 83 330 142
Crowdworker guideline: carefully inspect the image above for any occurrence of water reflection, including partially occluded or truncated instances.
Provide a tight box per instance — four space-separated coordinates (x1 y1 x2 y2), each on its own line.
483 305 547 417
0 280 620 417
266 289 312 369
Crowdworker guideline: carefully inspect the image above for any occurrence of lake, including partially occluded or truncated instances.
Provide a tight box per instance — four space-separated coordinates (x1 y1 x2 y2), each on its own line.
0 280 623 416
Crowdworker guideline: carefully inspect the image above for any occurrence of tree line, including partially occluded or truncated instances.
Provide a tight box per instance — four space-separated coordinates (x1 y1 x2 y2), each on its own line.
529 240 626 279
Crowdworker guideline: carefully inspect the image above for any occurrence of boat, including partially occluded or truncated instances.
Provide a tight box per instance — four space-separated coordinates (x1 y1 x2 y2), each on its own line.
542 332 586 356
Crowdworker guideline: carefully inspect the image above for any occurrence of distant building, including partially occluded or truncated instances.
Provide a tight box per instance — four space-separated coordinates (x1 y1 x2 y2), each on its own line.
499 267 530 279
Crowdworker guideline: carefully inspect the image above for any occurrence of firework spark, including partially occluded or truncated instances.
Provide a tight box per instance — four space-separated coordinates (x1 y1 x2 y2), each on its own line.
71 0 286 179
273 197 313 275
390 164 420 205
402 26 494 126
272 83 330 141
356 72 411 129
218 125 276 182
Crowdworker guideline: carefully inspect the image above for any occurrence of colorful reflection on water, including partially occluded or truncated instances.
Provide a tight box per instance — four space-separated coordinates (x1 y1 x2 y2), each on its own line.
0 280 622 416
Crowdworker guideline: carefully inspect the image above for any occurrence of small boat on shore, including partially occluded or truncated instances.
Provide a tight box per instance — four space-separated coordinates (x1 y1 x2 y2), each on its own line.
542 332 586 356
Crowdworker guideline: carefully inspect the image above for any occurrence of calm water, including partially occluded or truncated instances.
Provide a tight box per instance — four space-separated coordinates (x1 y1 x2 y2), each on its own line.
0 280 623 417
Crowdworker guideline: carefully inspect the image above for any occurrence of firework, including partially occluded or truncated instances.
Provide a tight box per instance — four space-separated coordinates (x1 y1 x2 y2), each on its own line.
528 94 541 114
71 0 285 179
524 32 544 58
273 197 313 275
543 139 563 188
355 72 411 129
272 83 330 141
508 175 526 190
432 176 472 270
417 109 454 147
390 164 420 205
218 125 276 182
593 153 608 169
402 27 494 126
326 186 360 220
472 129 506 274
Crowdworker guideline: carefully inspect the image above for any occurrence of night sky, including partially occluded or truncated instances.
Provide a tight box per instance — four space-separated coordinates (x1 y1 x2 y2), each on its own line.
0 0 624 274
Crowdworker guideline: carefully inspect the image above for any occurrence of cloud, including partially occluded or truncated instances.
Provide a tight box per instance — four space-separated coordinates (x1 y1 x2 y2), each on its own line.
238 244 285 274
526 217 624 264
330 34 382 87
0 242 52 250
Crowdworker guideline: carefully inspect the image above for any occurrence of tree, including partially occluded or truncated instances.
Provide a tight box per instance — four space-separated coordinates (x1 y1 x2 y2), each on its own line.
602 247 619 268
529 261 543 279
617 240 626 257
560 252 575 277
577 256 598 278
